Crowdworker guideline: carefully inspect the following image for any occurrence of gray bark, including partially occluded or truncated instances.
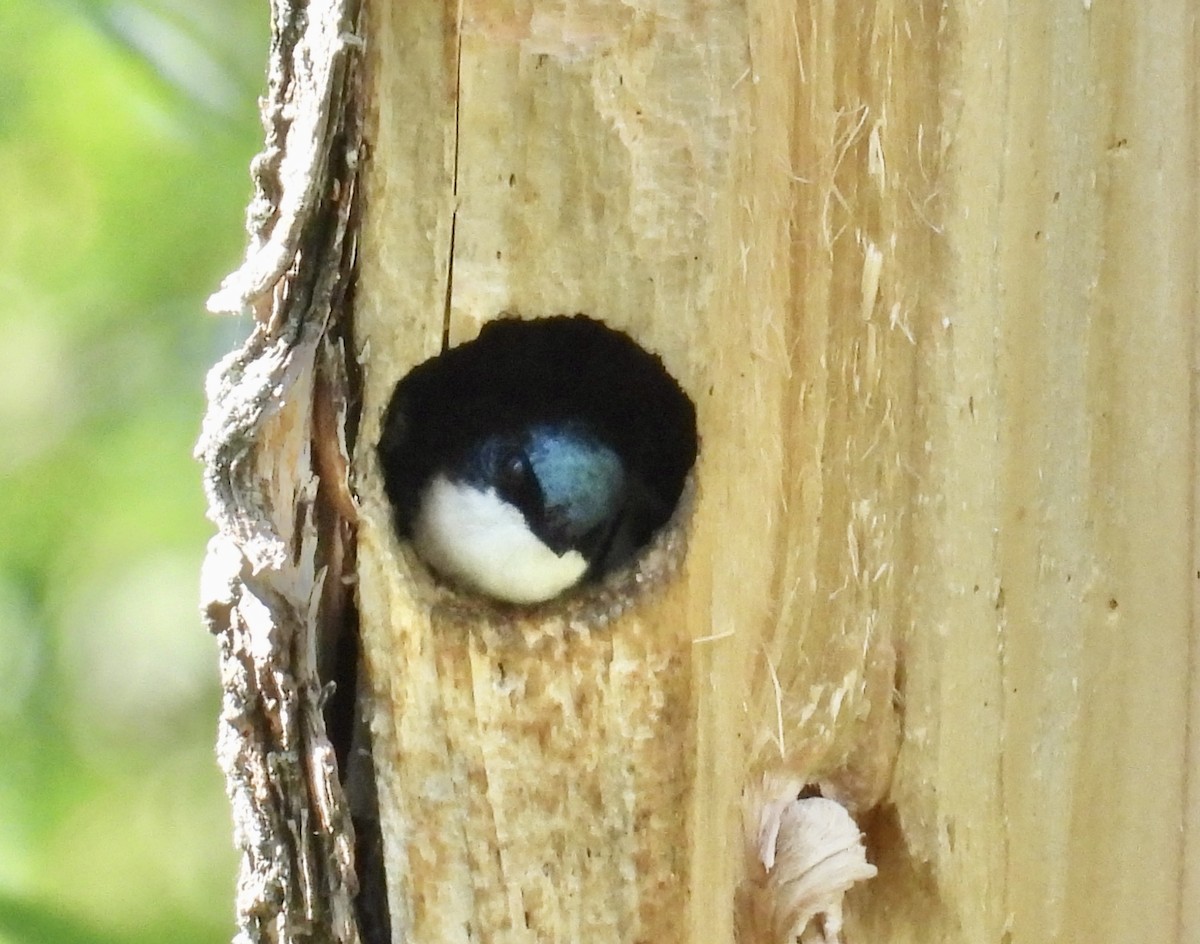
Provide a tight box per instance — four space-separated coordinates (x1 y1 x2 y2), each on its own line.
197 1 366 941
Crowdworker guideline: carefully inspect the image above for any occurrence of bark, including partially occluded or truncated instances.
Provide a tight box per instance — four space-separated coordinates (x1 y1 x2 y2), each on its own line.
197 1 366 941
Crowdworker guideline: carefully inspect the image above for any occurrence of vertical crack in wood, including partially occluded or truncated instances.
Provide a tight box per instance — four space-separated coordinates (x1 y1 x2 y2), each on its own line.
441 0 465 352
197 0 367 941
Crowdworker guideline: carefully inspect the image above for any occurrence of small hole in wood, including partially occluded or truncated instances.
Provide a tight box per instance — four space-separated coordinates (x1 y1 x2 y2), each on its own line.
377 314 698 614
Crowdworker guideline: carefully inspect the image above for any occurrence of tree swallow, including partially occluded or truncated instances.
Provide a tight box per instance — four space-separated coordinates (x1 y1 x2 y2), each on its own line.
378 315 697 604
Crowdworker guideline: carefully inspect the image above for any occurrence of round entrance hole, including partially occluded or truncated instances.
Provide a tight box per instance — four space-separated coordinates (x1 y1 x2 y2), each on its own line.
377 315 698 607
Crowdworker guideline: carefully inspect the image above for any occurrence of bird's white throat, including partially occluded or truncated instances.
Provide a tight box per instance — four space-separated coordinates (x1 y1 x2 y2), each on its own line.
412 473 588 604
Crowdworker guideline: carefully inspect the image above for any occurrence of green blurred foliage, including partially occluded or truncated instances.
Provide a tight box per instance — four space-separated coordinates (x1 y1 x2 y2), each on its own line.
0 1 269 941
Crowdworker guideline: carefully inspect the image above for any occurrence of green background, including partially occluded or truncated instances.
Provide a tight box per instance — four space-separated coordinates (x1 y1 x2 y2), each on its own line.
0 1 269 940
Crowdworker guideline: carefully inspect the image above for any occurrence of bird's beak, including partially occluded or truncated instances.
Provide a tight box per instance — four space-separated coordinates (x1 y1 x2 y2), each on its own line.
539 514 578 557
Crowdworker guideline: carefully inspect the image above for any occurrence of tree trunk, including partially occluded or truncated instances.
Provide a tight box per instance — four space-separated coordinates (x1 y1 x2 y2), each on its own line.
202 0 1198 942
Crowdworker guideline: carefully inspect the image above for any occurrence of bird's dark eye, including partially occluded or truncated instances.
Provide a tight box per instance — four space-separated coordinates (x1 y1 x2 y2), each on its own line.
495 448 535 502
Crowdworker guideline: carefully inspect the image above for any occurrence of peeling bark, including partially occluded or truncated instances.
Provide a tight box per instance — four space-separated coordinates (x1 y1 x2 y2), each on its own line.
197 1 365 941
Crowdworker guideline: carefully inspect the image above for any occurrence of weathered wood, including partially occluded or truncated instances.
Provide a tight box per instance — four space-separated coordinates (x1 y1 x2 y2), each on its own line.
199 1 365 941
349 1 1197 942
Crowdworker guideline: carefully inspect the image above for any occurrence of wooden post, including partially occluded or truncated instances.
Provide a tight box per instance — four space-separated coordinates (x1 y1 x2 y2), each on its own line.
350 1 1198 942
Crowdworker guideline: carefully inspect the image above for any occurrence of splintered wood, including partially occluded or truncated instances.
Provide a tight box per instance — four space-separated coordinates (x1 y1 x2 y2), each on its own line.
351 1 1198 943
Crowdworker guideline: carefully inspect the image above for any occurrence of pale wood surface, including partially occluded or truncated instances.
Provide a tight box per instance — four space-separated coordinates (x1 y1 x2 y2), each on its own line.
352 1 1198 942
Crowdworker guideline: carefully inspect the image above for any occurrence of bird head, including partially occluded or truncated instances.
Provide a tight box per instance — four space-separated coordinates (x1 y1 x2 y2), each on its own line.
411 422 627 604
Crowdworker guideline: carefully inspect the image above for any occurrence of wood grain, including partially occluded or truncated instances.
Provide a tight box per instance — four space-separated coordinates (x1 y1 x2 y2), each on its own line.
353 1 1198 941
